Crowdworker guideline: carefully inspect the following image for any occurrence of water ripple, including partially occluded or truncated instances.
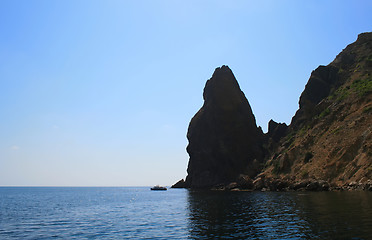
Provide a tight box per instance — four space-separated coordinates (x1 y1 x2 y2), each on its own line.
0 188 371 239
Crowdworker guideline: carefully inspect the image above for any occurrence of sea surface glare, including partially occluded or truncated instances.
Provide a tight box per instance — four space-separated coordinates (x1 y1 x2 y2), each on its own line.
0 187 371 239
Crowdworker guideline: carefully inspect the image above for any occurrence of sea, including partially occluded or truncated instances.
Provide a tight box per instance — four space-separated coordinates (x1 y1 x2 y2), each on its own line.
0 187 371 239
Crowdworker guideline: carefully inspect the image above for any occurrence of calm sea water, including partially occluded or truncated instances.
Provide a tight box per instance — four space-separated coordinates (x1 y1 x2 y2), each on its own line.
0 187 371 239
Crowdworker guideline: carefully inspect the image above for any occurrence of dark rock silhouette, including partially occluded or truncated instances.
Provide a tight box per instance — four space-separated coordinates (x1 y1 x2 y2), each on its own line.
171 179 186 188
184 65 264 188
173 32 372 191
290 65 340 129
267 120 288 142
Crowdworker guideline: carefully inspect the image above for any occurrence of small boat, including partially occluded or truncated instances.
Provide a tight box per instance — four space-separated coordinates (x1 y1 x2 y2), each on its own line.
151 185 167 191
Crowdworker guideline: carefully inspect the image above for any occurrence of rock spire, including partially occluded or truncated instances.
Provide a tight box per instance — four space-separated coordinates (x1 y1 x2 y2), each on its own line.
184 65 264 188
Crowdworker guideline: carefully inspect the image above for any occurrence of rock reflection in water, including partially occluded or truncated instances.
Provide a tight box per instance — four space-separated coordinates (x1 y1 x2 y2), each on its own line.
186 191 372 239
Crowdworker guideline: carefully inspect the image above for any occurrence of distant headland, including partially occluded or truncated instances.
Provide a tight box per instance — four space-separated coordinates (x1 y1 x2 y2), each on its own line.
173 32 372 191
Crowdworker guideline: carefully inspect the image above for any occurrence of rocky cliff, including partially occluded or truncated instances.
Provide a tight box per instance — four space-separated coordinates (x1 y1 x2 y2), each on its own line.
173 32 372 191
183 66 264 188
261 32 372 190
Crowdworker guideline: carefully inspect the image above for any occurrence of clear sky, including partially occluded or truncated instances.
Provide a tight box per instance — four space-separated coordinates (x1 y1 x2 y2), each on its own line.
1 0 371 186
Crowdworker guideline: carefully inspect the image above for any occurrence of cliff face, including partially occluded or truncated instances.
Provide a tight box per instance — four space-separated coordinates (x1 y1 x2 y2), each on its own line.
184 66 264 188
263 32 372 187
173 32 372 190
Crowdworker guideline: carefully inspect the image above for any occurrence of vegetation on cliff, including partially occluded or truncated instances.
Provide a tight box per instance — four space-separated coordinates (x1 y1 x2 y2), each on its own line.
173 32 372 191
262 32 372 190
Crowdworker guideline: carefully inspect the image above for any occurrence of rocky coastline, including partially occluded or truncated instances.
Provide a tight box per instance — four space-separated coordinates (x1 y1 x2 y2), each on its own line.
173 32 372 192
172 176 372 192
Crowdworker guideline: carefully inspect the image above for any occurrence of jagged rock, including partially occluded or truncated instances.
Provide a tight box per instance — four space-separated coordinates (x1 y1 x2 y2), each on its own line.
253 177 265 190
211 184 226 191
292 180 311 190
267 120 288 142
345 181 371 191
291 65 340 128
366 180 372 191
306 181 322 191
171 179 187 188
184 65 264 188
226 182 239 190
261 32 372 188
267 179 288 191
291 179 330 191
173 33 372 191
319 180 330 191
236 174 254 189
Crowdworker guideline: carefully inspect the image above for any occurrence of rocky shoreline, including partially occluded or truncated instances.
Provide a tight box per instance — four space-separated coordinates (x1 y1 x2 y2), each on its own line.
172 175 372 192
173 33 372 191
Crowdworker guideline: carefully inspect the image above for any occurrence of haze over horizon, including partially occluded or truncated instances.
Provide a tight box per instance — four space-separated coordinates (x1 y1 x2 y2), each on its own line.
1 0 371 186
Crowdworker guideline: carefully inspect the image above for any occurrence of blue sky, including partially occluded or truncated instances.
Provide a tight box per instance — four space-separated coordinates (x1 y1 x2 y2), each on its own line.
1 0 371 186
